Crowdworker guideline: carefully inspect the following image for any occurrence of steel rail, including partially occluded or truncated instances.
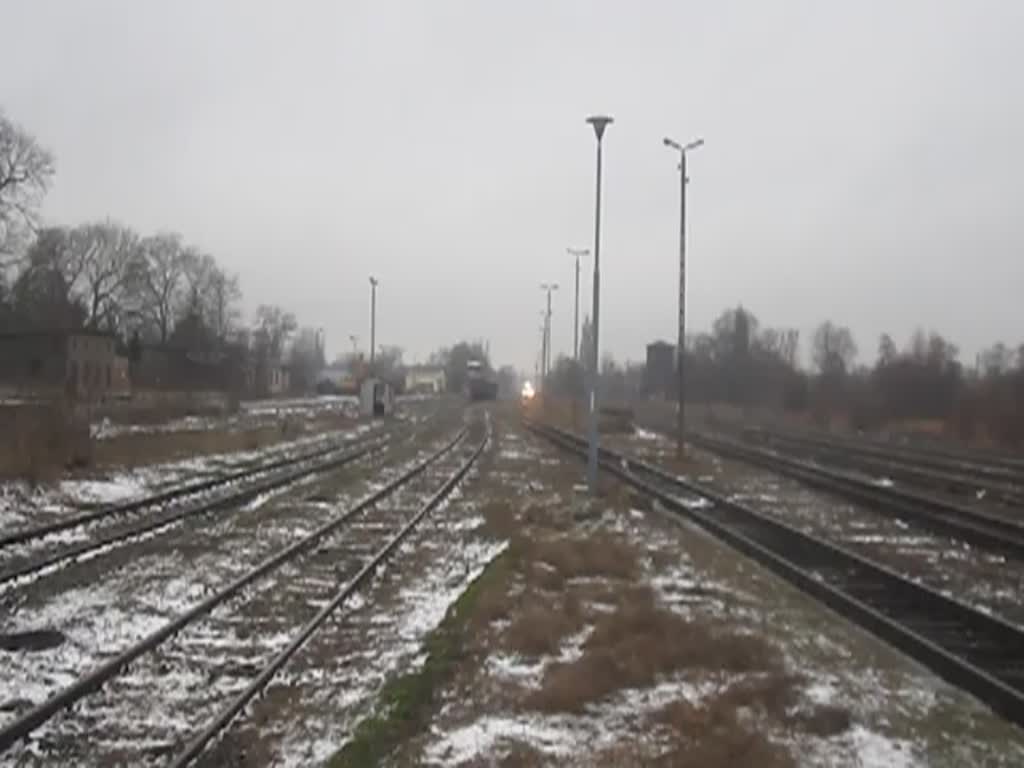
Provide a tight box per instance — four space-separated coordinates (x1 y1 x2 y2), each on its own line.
0 427 468 754
683 430 1024 559
170 421 489 767
742 428 1024 508
0 428 383 551
526 420 1024 729
743 425 1024 486
0 433 392 589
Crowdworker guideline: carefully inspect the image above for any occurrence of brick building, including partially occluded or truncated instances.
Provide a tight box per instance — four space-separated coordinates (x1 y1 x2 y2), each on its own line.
0 330 119 400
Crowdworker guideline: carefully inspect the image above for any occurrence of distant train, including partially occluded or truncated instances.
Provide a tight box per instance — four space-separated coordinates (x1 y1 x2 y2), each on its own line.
465 359 498 401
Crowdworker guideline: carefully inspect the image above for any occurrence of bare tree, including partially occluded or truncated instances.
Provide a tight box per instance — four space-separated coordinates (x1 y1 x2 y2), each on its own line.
288 327 326 392
877 333 898 366
129 232 188 343
178 248 215 315
980 342 1013 377
8 227 87 330
0 111 55 263
254 304 297 360
207 267 241 342
811 321 857 376
73 220 140 331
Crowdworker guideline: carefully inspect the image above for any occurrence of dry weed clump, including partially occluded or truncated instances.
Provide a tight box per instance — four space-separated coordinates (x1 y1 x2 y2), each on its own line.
527 588 784 713
94 424 281 467
646 670 851 766
652 695 796 768
498 743 547 768
531 531 639 582
480 500 519 540
0 404 92 483
504 593 583 658
472 584 513 628
788 702 852 738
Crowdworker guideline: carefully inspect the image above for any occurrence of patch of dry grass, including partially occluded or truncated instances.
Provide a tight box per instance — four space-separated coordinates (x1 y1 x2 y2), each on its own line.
0 404 93 483
94 425 282 467
472 583 513 628
788 702 852 737
644 669 850 766
647 669 851 768
527 587 783 714
480 500 519 541
92 405 356 470
504 593 583 658
652 694 797 768
498 743 547 767
530 531 639 582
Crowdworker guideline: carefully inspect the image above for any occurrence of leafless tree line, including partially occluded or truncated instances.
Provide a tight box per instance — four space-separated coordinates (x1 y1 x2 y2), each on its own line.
1 223 244 345
543 303 1024 447
0 108 327 389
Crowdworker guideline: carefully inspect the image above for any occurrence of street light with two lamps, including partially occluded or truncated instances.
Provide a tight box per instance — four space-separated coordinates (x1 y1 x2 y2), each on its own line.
662 136 704 460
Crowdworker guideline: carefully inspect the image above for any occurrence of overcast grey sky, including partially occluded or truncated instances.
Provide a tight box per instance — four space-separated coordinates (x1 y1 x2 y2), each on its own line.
3 1 1022 371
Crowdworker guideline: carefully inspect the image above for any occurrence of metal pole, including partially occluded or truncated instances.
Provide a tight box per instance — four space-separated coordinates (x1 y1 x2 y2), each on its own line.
573 252 580 360
677 153 687 460
369 277 377 368
664 135 702 459
587 137 604 492
546 287 553 375
541 307 548 387
540 323 548 385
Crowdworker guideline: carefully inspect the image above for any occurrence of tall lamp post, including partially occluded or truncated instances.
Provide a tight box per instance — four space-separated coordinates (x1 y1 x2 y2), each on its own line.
540 283 558 383
585 115 612 494
368 276 379 369
349 334 358 357
663 136 704 460
567 248 589 361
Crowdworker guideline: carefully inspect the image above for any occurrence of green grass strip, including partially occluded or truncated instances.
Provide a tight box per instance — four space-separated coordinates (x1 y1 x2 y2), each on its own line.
329 548 511 768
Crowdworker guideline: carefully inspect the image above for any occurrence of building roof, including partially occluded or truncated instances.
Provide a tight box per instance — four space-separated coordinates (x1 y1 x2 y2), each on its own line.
647 340 675 350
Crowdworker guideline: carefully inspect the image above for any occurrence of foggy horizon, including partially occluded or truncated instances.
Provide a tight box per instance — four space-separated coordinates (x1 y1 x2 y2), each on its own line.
3 1 1021 373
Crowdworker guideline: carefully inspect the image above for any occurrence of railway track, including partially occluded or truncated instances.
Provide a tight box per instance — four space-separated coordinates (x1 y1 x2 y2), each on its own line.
672 429 1024 561
0 426 396 593
0 419 487 764
745 425 1024 487
527 420 1024 730
741 423 1024 507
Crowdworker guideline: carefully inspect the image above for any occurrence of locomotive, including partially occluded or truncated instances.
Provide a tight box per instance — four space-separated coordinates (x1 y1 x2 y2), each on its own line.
465 359 498 401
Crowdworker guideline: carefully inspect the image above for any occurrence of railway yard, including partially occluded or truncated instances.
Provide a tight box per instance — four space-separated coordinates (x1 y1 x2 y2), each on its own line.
2 397 1024 766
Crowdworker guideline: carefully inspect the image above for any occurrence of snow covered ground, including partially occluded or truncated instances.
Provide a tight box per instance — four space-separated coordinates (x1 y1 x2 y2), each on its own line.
401 423 1024 767
6 411 1022 766
0 407 486 765
0 420 382 535
90 395 361 440
619 425 1024 629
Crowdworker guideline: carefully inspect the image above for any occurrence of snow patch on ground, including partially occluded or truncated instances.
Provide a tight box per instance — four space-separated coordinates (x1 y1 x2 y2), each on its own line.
425 715 577 764
58 476 149 505
633 427 661 441
2 422 380 532
0 581 169 720
801 725 924 767
271 535 509 767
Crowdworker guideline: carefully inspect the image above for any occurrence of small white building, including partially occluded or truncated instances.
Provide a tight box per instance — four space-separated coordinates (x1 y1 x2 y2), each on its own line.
360 377 395 417
405 365 447 394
